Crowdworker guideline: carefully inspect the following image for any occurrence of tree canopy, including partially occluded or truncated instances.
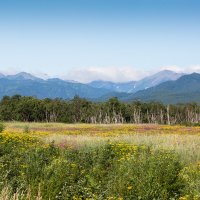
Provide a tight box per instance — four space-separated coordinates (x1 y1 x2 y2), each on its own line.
0 95 200 125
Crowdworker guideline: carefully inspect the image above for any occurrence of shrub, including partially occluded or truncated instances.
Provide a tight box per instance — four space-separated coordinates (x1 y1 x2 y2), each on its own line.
0 139 186 200
179 163 200 199
99 143 184 200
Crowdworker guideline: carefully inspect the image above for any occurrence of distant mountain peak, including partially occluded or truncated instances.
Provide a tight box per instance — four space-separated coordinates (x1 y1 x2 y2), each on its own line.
190 72 200 76
6 72 41 81
150 70 183 77
15 72 37 79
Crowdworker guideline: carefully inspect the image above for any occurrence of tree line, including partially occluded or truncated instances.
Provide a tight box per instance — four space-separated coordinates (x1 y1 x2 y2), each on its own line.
0 95 200 125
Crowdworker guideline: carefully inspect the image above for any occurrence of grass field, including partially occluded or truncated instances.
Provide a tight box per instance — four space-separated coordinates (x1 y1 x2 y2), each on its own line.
1 122 200 199
6 122 200 163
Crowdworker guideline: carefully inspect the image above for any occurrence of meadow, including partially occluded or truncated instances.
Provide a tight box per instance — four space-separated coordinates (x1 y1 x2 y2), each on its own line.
1 122 200 199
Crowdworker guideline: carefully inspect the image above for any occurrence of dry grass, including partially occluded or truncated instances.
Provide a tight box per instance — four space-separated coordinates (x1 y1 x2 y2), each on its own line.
4 122 200 164
43 133 200 164
0 186 42 200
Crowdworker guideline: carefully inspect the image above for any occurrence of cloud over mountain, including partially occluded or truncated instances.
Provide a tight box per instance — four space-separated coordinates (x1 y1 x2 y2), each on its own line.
62 67 148 83
58 65 200 83
1 65 200 83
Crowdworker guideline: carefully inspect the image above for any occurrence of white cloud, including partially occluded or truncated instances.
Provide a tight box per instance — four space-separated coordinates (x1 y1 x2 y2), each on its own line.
183 65 200 74
62 66 148 83
0 67 20 75
159 65 183 73
63 65 200 83
159 65 200 74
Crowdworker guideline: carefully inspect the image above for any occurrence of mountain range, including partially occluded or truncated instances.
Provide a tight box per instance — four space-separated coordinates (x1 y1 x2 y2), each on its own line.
88 70 183 93
0 70 200 104
123 73 200 104
0 73 109 99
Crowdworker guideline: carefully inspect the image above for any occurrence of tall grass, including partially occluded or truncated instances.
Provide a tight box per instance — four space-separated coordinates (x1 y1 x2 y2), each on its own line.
0 186 42 200
43 133 200 164
1 123 200 199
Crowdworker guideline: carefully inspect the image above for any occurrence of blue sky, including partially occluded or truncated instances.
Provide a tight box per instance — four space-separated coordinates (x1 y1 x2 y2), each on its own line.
0 0 200 82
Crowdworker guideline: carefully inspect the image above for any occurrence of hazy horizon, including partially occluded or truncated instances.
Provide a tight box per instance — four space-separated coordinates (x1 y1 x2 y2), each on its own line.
0 0 200 82
0 68 198 83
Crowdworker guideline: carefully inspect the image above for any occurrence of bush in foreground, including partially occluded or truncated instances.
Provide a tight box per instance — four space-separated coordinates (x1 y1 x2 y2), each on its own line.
0 133 193 199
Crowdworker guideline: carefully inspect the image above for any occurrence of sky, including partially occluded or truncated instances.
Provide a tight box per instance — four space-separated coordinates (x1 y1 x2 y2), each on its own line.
0 0 200 82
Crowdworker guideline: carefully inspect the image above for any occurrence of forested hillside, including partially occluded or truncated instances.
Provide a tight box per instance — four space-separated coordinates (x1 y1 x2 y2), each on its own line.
0 78 112 99
1 95 200 125
124 73 200 103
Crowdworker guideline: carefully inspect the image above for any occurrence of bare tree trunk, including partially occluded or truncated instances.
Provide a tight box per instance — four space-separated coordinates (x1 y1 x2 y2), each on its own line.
167 105 170 125
160 109 163 124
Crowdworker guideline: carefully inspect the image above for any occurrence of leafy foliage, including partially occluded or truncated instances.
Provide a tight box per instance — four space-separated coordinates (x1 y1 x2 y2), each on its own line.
1 95 200 125
0 133 188 200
